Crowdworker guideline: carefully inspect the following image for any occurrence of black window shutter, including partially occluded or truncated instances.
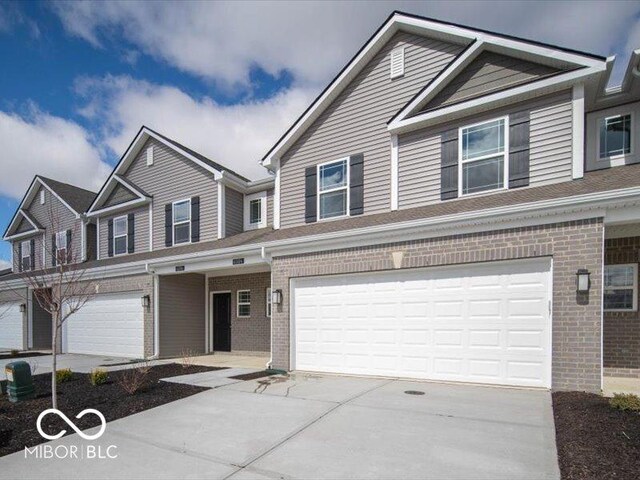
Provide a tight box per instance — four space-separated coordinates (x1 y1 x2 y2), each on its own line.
349 154 364 216
66 229 72 263
304 166 317 223
51 234 57 267
30 238 35 270
191 196 200 242
509 111 530 189
165 204 173 246
127 214 135 254
107 219 114 257
441 129 459 200
17 242 22 272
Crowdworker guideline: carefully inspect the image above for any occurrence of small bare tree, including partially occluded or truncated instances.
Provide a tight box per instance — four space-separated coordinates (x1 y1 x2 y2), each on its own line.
20 198 97 409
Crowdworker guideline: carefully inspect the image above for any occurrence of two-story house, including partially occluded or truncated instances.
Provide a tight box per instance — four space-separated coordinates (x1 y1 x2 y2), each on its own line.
2 12 640 394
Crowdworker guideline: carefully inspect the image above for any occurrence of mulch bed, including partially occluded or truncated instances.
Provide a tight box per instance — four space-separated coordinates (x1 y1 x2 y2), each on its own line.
0 352 49 360
228 369 279 381
553 391 640 479
0 363 223 457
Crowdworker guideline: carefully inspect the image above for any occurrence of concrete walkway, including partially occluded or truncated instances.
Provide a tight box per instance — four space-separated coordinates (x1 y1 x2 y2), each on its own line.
189 353 270 369
603 376 640 397
0 374 560 479
0 353 144 375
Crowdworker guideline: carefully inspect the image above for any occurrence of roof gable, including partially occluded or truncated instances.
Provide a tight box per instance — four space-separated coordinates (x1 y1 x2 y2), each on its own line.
101 182 140 209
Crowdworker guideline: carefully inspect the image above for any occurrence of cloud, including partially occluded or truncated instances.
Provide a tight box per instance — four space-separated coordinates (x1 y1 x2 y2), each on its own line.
0 259 10 270
0 105 112 198
0 2 40 38
51 1 639 88
75 75 314 180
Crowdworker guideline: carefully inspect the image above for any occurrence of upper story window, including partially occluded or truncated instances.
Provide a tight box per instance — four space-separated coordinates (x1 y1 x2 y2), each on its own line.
55 231 67 264
599 114 632 158
173 199 191 244
250 199 262 225
604 264 638 311
113 215 128 255
244 191 267 230
318 158 349 220
459 117 507 196
21 240 31 271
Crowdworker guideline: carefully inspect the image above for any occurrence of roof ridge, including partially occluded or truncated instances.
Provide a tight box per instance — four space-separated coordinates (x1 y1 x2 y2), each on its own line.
37 175 98 195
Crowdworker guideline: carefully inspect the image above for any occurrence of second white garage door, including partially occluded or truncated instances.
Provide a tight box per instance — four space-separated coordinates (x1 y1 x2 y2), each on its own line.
63 292 144 358
292 259 551 388
0 302 24 350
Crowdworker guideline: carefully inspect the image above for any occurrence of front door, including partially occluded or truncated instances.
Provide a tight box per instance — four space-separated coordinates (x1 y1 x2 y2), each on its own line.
213 293 231 352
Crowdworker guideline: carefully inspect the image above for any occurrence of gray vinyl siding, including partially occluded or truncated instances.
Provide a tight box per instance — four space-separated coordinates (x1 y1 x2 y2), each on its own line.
98 206 149 259
424 51 562 111
398 91 573 210
12 235 44 272
102 184 138 208
279 32 464 228
121 138 218 251
16 218 34 234
158 273 206 357
266 189 274 227
225 187 244 237
31 292 51 349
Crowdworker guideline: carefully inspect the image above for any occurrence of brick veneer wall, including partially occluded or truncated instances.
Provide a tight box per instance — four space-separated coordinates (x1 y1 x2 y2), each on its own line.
604 237 640 374
208 272 271 352
271 218 604 392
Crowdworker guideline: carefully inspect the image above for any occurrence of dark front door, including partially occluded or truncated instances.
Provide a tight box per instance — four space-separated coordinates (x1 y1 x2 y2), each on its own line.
213 293 231 352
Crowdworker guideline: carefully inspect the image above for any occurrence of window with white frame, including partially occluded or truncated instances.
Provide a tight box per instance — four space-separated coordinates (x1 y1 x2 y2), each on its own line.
604 264 638 311
599 114 632 158
249 199 262 225
266 287 272 318
244 191 267 230
459 118 507 196
55 231 67 264
237 290 251 317
318 158 349 220
113 215 128 255
21 240 31 271
173 199 191 244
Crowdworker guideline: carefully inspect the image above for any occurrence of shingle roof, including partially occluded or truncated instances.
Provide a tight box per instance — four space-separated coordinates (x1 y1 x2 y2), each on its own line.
146 127 251 183
37 176 97 214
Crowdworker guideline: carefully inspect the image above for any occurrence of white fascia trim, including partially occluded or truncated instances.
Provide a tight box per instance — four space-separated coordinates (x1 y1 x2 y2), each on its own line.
217 183 225 239
88 197 151 217
394 40 485 120
389 65 605 134
114 175 150 200
87 176 149 216
390 135 399 211
36 178 82 218
572 83 585 179
217 171 274 194
3 209 41 241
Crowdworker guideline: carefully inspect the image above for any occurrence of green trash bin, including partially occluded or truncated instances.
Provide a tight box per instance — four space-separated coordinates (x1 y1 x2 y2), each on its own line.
5 361 35 403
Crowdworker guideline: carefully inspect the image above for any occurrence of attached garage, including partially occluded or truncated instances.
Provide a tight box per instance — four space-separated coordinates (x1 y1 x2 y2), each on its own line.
0 302 25 350
63 292 144 358
291 259 552 388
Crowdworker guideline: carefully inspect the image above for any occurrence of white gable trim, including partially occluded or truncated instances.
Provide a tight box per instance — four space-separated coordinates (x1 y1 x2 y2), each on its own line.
88 174 150 217
260 12 606 168
3 210 43 241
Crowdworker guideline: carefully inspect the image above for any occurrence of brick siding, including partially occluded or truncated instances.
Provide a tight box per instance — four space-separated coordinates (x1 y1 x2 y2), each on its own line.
604 237 640 374
271 218 604 392
209 272 271 352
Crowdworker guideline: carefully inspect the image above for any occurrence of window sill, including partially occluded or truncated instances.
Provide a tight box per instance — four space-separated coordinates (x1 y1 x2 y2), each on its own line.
317 213 350 223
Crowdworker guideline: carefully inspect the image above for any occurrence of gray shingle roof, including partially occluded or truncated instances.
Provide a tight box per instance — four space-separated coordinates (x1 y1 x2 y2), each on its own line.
37 176 97 214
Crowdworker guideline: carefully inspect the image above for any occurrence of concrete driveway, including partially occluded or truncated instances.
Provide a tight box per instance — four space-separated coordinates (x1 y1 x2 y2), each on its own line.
0 353 143 374
0 373 560 479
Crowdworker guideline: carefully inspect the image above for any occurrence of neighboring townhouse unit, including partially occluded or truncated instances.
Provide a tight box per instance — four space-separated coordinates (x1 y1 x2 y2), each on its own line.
2 12 640 393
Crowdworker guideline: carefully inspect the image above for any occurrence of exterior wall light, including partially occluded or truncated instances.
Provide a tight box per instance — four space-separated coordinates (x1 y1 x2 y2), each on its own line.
19 303 26 313
576 269 591 293
271 289 283 305
141 295 151 309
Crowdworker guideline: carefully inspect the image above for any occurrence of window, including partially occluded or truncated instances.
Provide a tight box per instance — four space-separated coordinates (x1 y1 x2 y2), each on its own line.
113 215 128 255
173 199 191 244
266 287 272 318
318 158 349 220
237 290 250 317
604 264 638 311
600 114 632 158
55 231 67 264
249 199 262 225
40 189 45 205
459 118 507 196
21 240 31 271
390 46 405 79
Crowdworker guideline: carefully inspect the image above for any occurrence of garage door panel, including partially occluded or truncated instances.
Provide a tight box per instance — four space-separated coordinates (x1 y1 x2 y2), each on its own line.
0 303 24 350
64 292 144 358
293 259 551 388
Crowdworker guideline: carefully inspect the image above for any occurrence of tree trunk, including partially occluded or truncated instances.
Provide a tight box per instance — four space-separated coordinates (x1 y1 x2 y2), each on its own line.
51 313 58 410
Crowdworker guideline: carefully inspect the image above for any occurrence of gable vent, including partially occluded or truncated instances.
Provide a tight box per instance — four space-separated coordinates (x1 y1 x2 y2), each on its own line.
390 46 405 79
146 145 154 166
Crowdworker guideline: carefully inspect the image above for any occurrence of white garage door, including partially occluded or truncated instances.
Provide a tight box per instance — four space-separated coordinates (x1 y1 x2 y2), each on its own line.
0 303 24 350
64 292 144 358
292 259 551 388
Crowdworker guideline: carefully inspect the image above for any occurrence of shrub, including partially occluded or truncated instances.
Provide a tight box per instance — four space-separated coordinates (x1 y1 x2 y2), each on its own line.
116 365 149 395
180 348 197 369
56 368 73 383
10 349 19 356
610 393 640 412
89 368 108 386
